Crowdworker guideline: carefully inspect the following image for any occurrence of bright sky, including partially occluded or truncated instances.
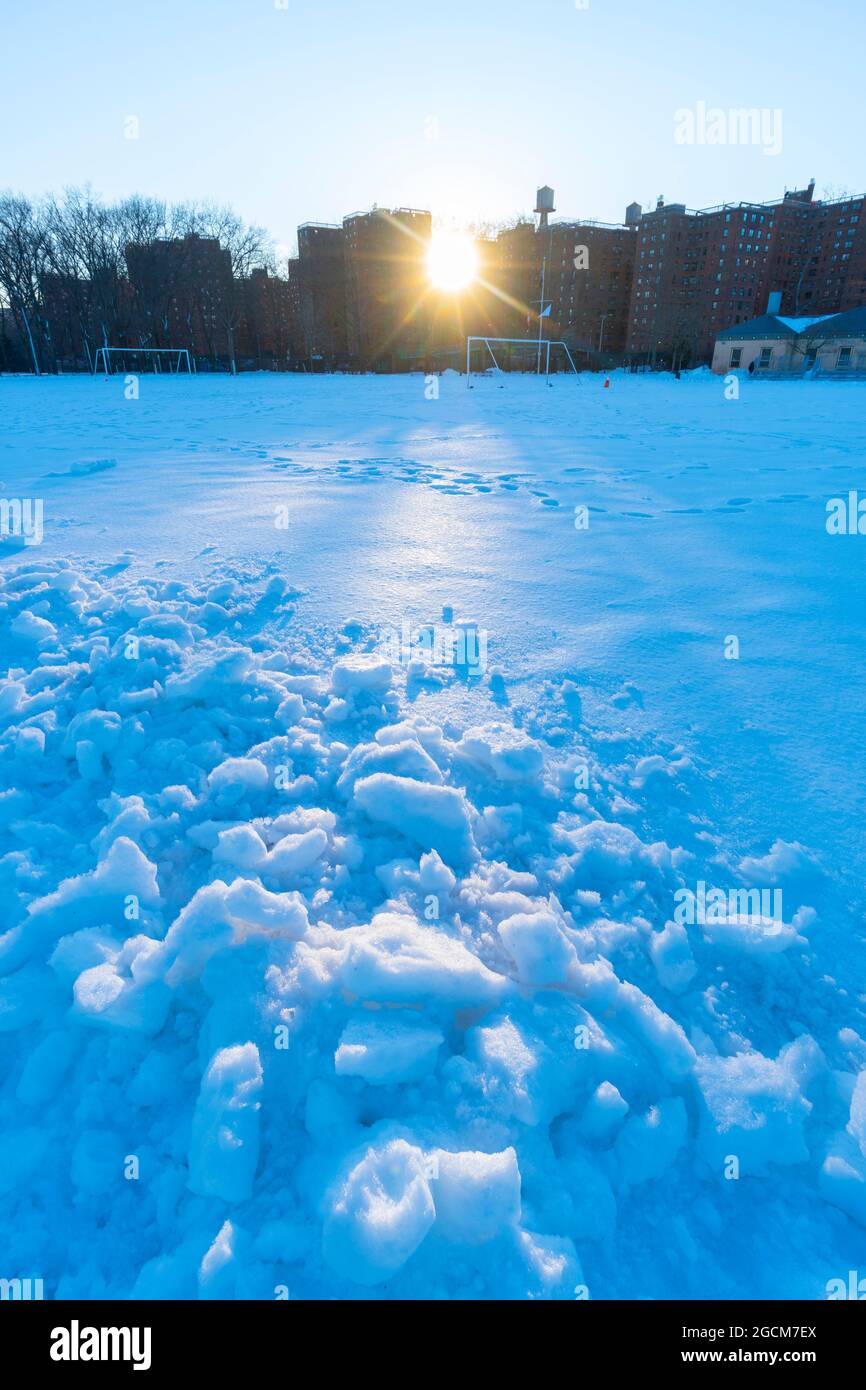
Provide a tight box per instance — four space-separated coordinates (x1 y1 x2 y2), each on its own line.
2 0 863 259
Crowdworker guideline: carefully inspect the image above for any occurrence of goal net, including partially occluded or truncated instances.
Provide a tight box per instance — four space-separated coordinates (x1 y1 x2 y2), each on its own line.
94 347 193 375
466 336 579 384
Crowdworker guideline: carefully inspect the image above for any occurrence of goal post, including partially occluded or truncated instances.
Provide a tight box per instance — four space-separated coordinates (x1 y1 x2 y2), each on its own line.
465 336 579 385
94 347 194 375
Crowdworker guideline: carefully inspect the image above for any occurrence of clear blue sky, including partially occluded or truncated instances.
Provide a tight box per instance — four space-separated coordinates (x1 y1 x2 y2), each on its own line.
2 0 863 257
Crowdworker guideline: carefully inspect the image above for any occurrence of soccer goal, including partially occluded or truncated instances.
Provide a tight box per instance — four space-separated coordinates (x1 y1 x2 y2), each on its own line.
465 336 579 385
93 347 194 375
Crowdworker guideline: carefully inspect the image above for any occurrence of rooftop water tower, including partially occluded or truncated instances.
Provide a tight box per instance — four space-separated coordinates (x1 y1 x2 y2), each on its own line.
535 186 555 229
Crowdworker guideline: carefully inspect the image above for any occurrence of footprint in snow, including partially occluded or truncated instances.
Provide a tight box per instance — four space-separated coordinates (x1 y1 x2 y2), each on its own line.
45 458 117 479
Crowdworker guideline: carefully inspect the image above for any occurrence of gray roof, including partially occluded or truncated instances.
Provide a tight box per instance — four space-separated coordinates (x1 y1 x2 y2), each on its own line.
718 307 866 341
717 314 805 341
812 306 866 338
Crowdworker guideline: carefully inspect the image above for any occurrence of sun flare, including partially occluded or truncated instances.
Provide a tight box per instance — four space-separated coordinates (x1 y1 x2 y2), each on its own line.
427 231 478 292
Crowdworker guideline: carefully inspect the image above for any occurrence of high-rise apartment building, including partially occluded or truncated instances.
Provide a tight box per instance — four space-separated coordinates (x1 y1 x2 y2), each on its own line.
627 182 866 366
235 266 293 368
342 207 433 370
536 212 638 356
125 233 233 360
295 223 348 366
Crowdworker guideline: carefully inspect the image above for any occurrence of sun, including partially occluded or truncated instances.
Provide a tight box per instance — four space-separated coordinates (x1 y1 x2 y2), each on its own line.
427 231 478 292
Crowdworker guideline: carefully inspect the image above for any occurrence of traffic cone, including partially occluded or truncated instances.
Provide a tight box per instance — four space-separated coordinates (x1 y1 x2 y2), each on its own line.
603 377 610 389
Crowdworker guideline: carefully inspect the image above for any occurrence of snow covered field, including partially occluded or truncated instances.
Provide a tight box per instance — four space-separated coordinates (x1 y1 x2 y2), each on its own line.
1 368 865 1300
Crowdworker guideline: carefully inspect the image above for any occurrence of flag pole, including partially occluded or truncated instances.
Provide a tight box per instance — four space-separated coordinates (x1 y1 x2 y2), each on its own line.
537 256 546 375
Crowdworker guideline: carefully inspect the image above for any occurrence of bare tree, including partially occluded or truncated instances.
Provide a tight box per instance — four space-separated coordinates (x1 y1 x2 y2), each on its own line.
0 193 51 374
0 186 282 374
191 203 273 372
788 323 841 374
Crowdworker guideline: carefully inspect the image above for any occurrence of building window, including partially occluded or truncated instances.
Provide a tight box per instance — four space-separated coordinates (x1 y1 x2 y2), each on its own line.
838 346 853 369
730 347 742 368
758 346 773 368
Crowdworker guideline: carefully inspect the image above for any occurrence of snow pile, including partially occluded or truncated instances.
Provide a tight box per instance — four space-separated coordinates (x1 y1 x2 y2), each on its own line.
0 555 861 1300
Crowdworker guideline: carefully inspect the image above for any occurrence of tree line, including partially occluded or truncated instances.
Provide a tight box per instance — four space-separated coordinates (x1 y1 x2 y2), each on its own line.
0 188 275 374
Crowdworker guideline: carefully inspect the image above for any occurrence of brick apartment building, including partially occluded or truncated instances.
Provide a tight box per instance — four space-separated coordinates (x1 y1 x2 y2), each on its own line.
19 178 866 376
293 223 349 367
334 188 823 371
772 188 866 316
470 234 513 342
471 195 638 364
425 234 509 365
626 182 866 367
234 266 292 368
0 302 27 371
536 209 639 357
342 207 433 370
286 256 305 364
487 221 538 342
40 268 136 370
125 232 233 362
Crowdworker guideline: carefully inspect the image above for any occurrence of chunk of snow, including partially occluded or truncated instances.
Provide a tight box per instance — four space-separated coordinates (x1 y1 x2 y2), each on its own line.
15 726 45 760
649 919 697 993
466 1011 575 1125
334 1015 444 1084
432 1147 521 1243
188 1044 263 1202
208 757 269 795
267 826 328 876
323 1139 435 1286
819 1136 866 1229
699 913 805 956
737 839 821 885
72 937 169 1034
614 1099 688 1187
336 738 442 795
695 1050 810 1173
338 911 506 1008
213 824 268 870
561 819 677 892
11 611 57 645
162 879 308 985
848 1070 866 1158
579 1081 629 1144
330 653 392 697
498 910 577 986
355 773 476 867
456 724 544 783
23 836 160 961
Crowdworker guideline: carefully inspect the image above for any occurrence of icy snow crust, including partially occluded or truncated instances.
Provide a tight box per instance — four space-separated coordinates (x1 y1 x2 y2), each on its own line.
0 372 865 1300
